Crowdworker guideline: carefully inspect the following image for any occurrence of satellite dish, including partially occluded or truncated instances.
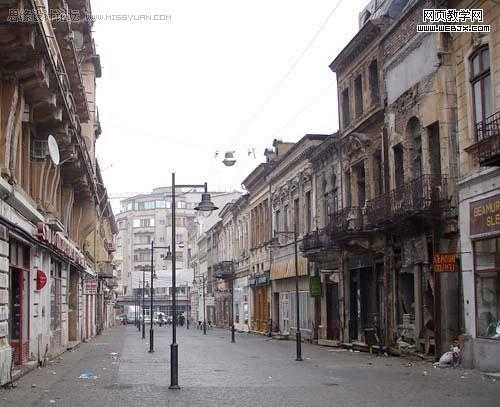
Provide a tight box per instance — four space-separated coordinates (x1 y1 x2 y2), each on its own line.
47 135 60 166
222 151 236 167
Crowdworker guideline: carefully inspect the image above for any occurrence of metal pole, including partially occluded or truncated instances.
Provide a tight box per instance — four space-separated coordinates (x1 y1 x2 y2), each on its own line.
170 172 180 389
231 277 235 343
294 229 302 361
142 267 146 339
186 281 190 329
149 240 155 353
134 289 137 328
203 276 207 335
137 282 141 332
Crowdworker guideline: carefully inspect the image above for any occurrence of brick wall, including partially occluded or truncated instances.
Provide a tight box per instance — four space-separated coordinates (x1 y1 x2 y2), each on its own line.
383 0 433 62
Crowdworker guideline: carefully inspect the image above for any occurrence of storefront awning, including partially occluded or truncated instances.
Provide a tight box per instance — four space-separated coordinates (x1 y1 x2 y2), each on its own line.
271 256 308 280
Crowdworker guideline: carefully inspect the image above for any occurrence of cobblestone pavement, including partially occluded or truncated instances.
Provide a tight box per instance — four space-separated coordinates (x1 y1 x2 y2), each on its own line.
1 325 499 407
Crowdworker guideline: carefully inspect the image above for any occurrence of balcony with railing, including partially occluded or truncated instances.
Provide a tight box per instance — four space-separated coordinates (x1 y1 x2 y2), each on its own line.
365 174 448 228
331 206 366 239
213 260 235 279
98 261 115 279
466 111 500 166
300 228 339 261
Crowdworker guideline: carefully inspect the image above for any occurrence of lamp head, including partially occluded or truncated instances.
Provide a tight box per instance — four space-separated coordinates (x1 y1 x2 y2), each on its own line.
194 193 218 213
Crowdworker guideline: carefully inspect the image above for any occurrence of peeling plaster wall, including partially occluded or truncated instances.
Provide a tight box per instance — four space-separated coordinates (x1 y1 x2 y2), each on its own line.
386 34 439 104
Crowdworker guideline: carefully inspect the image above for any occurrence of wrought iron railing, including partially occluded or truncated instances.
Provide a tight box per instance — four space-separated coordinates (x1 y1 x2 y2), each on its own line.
475 111 500 142
331 206 364 236
365 174 448 226
214 260 234 279
471 111 500 165
300 228 336 252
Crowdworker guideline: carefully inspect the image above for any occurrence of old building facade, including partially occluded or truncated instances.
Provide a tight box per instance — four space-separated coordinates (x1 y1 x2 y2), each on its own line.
449 0 500 371
188 192 241 327
377 0 460 355
242 163 274 334
0 0 116 385
303 0 461 355
268 136 327 340
301 135 342 345
185 0 499 372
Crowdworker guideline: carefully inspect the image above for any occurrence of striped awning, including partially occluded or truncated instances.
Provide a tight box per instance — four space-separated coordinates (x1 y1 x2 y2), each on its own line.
271 256 308 280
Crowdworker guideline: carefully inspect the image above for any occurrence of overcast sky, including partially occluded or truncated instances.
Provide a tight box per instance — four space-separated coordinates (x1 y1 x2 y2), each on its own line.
93 0 367 203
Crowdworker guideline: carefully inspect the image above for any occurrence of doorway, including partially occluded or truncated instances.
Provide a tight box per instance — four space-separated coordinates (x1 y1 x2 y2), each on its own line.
9 240 30 366
350 267 378 342
326 282 340 340
253 286 268 332
9 267 29 365
68 268 79 342
349 271 360 341
279 292 290 335
272 292 280 333
50 260 62 350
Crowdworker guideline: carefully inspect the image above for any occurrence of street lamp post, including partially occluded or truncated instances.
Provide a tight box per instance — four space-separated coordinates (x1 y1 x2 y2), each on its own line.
149 240 155 353
185 281 190 330
230 276 235 343
169 172 218 390
137 280 142 332
202 275 207 335
134 288 138 329
142 266 146 340
273 227 302 362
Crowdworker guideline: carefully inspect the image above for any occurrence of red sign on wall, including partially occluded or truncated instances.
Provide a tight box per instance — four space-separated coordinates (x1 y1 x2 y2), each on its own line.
433 253 457 273
84 280 98 295
36 270 47 290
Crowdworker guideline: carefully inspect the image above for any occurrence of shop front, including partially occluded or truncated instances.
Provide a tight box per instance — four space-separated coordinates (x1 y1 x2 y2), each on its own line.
233 276 249 332
344 254 381 345
249 273 269 334
84 277 98 340
9 239 31 366
462 192 500 371
396 237 434 353
270 256 312 339
319 270 342 344
35 222 88 354
68 266 81 343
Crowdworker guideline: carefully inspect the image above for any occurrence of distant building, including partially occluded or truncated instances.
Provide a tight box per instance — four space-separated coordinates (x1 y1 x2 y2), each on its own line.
115 187 240 317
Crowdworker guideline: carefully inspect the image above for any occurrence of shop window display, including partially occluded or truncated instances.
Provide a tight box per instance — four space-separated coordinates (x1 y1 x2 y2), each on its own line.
474 237 500 339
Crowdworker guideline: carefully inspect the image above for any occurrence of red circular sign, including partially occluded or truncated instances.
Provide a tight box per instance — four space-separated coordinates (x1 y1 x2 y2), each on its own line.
37 270 47 291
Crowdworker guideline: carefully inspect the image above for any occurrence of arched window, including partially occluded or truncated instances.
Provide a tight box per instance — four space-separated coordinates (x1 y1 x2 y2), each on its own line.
407 117 422 178
470 46 492 140
322 178 328 227
331 173 338 211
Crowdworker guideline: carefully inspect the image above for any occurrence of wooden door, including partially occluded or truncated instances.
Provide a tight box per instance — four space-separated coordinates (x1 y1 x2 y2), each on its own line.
253 287 268 332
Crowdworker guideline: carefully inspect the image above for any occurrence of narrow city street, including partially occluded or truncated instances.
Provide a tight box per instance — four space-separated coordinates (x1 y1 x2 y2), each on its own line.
1 325 499 407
